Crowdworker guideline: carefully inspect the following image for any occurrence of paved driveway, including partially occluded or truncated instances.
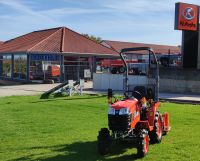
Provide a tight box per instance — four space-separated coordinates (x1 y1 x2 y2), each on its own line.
0 81 93 97
159 93 200 102
0 84 60 97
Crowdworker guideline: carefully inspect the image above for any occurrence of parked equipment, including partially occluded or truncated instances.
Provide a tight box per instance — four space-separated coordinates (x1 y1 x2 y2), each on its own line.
158 54 181 67
100 59 138 74
47 65 60 77
97 47 170 157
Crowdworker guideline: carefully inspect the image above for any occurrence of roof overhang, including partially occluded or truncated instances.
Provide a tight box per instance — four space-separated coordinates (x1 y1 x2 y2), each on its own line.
0 51 120 59
61 52 119 58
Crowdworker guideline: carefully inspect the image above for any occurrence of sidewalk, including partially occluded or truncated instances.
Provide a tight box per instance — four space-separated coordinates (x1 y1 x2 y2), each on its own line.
0 83 200 104
0 84 59 97
159 93 200 104
83 90 200 104
0 81 93 97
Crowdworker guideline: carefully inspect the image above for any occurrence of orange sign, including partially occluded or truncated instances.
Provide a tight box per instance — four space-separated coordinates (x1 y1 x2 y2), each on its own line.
175 2 199 31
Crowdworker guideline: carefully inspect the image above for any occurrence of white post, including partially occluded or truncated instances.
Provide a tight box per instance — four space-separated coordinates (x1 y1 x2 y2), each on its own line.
68 80 74 96
80 79 84 95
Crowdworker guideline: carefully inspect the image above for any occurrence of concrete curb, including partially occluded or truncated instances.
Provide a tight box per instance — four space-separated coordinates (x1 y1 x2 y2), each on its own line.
83 90 200 104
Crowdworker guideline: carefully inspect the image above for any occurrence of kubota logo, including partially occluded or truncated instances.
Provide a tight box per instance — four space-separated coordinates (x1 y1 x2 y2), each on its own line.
182 7 195 20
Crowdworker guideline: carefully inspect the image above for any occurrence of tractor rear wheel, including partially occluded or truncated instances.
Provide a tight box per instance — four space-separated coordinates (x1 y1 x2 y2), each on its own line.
137 129 149 158
97 128 111 155
150 111 163 143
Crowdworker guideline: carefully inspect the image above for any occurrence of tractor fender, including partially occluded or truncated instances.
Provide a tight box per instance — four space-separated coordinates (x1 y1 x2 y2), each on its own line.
162 112 171 134
147 102 161 126
152 102 160 112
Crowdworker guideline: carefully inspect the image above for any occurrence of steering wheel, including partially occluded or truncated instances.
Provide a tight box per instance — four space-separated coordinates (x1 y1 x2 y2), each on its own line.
132 90 143 100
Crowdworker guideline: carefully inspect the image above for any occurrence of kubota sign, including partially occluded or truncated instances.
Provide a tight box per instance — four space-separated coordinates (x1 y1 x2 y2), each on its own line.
175 2 199 31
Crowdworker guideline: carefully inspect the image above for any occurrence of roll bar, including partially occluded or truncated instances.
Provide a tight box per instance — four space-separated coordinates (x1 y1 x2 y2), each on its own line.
120 47 153 53
119 47 159 101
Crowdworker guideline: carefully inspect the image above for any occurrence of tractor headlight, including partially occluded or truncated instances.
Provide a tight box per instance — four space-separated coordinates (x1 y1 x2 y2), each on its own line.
119 108 130 115
108 107 115 115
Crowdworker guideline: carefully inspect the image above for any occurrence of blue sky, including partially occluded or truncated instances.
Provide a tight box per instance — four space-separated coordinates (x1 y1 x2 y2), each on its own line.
0 0 199 45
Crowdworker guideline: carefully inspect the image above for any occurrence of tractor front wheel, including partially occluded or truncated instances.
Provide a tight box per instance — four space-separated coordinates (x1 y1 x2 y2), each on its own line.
137 129 149 158
150 111 163 143
97 128 111 155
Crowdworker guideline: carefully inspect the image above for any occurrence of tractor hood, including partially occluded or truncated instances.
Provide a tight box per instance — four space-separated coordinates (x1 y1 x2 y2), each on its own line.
111 99 138 111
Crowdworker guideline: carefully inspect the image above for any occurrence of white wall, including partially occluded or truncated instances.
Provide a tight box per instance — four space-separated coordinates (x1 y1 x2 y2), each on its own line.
93 73 148 90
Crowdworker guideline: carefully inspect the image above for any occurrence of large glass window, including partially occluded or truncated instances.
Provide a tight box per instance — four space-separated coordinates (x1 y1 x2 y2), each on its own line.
0 54 12 78
64 56 91 81
96 58 110 73
0 56 2 77
13 54 27 79
30 54 60 82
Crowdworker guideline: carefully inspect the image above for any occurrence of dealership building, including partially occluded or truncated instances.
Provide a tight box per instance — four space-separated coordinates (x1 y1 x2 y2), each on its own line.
0 26 180 83
0 27 120 83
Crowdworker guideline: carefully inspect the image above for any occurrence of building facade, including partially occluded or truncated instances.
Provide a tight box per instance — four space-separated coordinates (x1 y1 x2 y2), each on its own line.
0 27 119 83
0 27 181 83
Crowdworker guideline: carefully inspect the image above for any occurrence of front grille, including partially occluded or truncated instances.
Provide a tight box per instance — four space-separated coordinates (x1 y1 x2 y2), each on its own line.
108 114 131 131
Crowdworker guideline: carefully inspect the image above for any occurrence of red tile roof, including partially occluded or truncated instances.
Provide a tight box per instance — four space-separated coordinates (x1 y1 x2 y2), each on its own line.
101 40 181 55
0 27 118 56
0 41 3 46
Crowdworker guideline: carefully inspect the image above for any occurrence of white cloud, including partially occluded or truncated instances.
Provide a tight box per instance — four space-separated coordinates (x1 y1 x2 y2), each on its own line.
0 0 57 24
0 0 32 14
0 0 61 40
102 0 200 13
38 7 110 17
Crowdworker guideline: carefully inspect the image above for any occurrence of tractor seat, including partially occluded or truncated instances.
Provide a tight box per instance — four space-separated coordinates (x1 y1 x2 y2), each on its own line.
132 86 155 100
132 86 146 100
146 88 155 100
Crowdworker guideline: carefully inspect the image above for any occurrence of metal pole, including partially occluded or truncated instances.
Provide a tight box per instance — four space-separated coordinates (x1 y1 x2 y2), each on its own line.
77 57 80 81
119 52 128 92
11 54 14 80
26 53 30 82
60 55 64 82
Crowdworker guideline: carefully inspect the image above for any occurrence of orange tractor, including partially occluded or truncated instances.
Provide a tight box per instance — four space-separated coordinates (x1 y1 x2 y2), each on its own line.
97 47 170 157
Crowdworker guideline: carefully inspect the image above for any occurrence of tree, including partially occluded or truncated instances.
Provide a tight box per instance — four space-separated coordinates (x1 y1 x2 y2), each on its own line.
82 34 102 43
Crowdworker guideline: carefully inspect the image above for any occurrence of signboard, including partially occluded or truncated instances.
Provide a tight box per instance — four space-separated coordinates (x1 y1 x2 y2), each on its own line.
30 54 60 61
84 69 91 78
175 2 199 31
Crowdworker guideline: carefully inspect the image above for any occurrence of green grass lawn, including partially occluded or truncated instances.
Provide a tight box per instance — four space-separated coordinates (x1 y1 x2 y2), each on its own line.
0 95 200 161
